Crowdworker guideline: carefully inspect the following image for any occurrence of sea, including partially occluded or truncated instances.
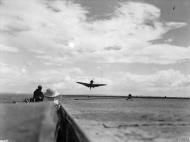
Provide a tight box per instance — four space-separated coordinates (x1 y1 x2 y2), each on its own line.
0 93 31 103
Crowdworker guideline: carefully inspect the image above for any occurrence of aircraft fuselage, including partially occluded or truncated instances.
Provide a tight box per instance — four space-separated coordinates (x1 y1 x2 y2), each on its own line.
90 80 94 89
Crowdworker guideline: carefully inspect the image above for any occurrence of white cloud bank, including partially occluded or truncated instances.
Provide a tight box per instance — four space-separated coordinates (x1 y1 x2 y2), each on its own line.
32 68 190 96
0 0 188 64
0 61 189 96
112 69 190 89
0 44 18 52
0 63 27 87
108 69 190 96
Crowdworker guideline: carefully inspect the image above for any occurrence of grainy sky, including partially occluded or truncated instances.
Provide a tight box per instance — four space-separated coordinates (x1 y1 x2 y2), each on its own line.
0 0 190 96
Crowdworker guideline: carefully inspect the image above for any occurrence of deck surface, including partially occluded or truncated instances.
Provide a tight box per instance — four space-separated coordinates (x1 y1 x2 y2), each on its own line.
60 96 190 142
0 102 58 142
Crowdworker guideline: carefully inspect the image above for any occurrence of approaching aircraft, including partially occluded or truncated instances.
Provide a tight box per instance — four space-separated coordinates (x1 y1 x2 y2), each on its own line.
76 80 107 90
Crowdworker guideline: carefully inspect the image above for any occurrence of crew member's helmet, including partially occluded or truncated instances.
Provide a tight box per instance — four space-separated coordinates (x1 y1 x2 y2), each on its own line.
38 85 42 90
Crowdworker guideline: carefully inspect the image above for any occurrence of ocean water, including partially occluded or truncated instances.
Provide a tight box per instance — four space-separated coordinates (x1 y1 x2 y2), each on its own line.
0 93 190 104
0 93 31 103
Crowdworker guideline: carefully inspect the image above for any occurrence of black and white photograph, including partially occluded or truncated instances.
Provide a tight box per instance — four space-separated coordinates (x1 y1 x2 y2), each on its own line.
0 0 190 141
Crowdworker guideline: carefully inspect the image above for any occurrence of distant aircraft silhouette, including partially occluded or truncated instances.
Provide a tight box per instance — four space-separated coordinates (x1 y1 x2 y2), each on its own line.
126 94 132 100
76 80 107 90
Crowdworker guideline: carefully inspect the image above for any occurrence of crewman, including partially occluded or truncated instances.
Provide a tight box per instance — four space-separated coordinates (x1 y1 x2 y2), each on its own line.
33 85 44 102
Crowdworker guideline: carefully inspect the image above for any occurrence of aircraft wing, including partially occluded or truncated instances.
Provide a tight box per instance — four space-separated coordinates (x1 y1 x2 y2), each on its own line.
92 84 107 87
76 82 91 87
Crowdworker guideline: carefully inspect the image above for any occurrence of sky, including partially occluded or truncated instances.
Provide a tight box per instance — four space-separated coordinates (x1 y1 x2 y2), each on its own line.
0 0 190 96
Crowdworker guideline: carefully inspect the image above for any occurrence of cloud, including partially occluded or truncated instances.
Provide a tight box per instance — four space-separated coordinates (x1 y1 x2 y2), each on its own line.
0 44 18 52
0 62 27 86
0 0 187 65
0 61 84 92
108 69 190 95
147 69 190 89
36 68 190 95
165 38 173 43
0 60 189 96
31 67 83 90
126 44 190 64
165 22 187 29
104 46 121 51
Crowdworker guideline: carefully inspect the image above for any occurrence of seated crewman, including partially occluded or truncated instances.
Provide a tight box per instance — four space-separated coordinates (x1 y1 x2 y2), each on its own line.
33 85 44 102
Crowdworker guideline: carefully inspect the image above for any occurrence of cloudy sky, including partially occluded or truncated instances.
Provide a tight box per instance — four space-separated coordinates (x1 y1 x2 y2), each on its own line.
0 0 190 96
